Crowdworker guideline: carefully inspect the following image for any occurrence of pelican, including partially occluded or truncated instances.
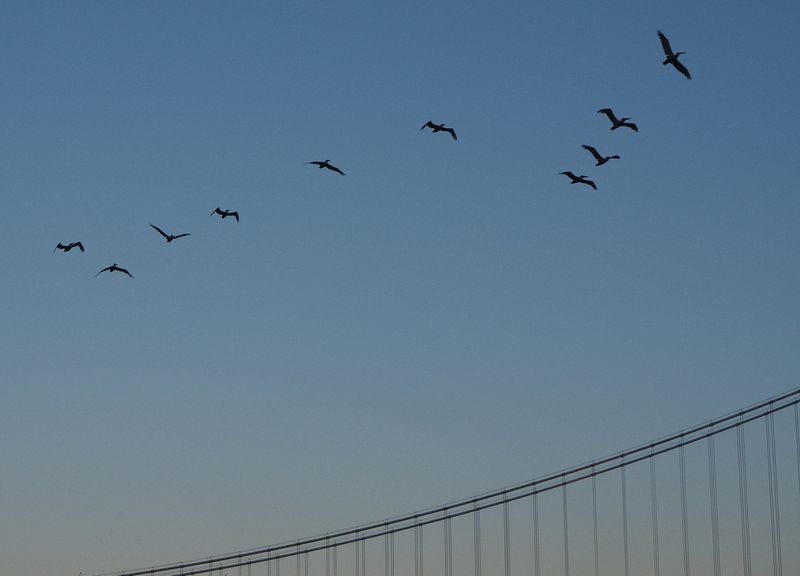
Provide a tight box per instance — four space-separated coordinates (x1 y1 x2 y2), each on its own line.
598 108 638 132
95 263 133 278
560 171 597 190
307 160 345 175
658 31 691 79
54 241 84 254
210 207 239 222
421 121 457 140
150 223 190 243
581 145 620 166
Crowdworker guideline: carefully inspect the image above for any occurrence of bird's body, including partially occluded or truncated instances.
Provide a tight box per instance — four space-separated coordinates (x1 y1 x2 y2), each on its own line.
582 144 620 166
54 241 84 254
658 31 691 79
307 160 345 175
598 108 638 132
96 263 133 278
210 207 239 222
560 171 597 190
421 120 457 140
150 223 190 243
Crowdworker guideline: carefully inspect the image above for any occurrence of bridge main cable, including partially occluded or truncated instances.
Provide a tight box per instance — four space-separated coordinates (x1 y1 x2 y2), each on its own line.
104 386 800 576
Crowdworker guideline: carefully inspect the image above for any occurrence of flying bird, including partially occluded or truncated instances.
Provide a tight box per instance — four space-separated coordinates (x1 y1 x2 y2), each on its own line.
598 108 638 132
307 160 345 175
210 207 239 222
560 171 597 190
150 223 190 243
54 241 84 254
420 121 457 140
95 263 133 278
581 144 620 166
658 31 691 79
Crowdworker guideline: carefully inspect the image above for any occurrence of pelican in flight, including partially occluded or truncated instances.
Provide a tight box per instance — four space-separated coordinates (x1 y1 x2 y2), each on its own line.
54 241 84 254
307 160 345 175
658 31 691 79
150 223 190 243
210 207 239 222
598 108 638 132
421 121 457 141
560 171 597 190
95 263 133 278
581 144 620 166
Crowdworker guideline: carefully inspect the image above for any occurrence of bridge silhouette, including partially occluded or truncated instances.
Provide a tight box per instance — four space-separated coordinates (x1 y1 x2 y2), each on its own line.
98 388 800 576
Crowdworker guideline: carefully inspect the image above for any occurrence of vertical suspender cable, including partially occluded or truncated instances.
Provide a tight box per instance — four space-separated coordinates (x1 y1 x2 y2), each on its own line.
332 546 336 576
269 555 272 576
361 535 366 576
419 524 424 576
474 505 481 576
445 516 452 576
304 552 308 576
766 412 783 576
562 482 569 576
795 404 800 502
708 435 721 576
621 466 629 576
325 541 329 576
650 452 660 576
680 442 690 576
592 468 599 576
414 523 420 576
504 498 511 576
385 531 389 576
737 420 752 576
532 493 539 576
766 413 778 576
297 549 302 576
391 532 395 576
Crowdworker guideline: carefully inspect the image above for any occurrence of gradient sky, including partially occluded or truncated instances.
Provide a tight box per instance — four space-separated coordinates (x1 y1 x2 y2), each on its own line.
2 2 800 575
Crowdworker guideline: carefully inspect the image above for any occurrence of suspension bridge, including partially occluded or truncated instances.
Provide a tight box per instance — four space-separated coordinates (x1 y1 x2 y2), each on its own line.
96 388 800 576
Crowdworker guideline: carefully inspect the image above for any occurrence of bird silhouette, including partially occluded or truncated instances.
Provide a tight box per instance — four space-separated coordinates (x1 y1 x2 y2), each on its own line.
658 31 691 79
150 223 190 243
560 171 597 190
421 121 457 140
210 207 239 222
581 145 620 166
598 108 638 132
307 160 345 175
95 263 133 278
54 241 84 254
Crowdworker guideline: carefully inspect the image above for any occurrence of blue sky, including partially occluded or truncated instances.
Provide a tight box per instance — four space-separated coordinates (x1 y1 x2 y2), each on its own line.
2 2 800 575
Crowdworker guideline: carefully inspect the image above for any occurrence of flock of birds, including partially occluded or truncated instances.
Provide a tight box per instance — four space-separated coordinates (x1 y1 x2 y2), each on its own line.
54 31 690 279
560 30 690 192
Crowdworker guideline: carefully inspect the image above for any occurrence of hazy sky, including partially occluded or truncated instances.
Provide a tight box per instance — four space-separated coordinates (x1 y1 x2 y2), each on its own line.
2 2 800 575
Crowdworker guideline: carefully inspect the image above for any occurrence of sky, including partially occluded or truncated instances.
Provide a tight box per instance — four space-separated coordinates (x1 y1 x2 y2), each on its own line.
1 1 800 575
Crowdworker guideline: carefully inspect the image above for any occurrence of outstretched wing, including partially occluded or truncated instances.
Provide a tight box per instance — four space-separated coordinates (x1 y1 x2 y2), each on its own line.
657 31 673 56
328 164 345 175
560 171 577 179
444 127 457 140
150 224 170 239
598 108 619 124
626 122 639 132
584 178 598 191
672 59 691 79
232 211 240 222
582 144 602 161
421 120 434 130
119 267 134 278
76 242 85 252
95 266 111 276
54 243 65 253
211 207 222 216
172 233 191 240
